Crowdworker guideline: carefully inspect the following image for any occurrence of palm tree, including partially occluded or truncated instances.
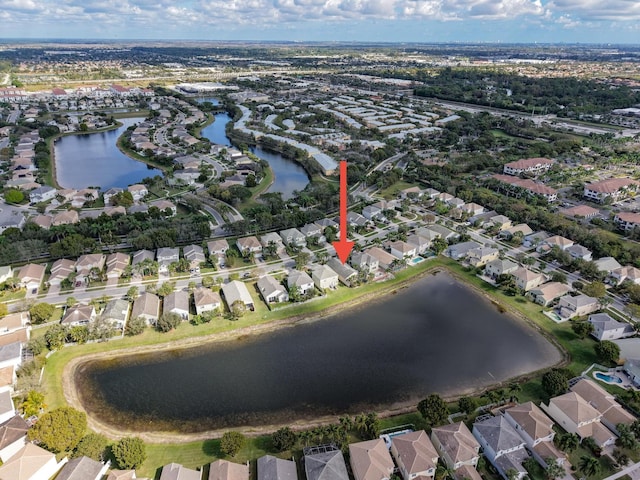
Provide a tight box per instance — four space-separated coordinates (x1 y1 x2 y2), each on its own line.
354 413 368 435
298 430 313 447
578 455 600 478
338 415 353 432
508 382 521 402
544 458 565 480
556 432 579 453
615 423 638 449
612 448 629 467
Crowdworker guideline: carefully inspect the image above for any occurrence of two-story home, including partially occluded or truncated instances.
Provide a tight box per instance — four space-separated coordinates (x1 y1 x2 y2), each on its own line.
258 275 289 304
131 292 161 325
557 294 599 320
207 239 230 262
257 455 297 480
609 266 640 286
467 247 499 268
350 252 379 274
528 282 572 307
349 439 394 480
472 416 529 480
17 263 45 292
183 245 205 273
127 184 148 202
29 186 57 204
75 253 106 283
366 247 397 271
236 236 262 256
570 378 636 435
588 313 635 341
287 270 315 296
102 298 130 330
566 244 593 262
388 241 417 260
446 241 482 261
406 234 431 255
504 402 566 468
312 265 339 290
536 235 574 253
542 392 616 447
194 287 222 315
390 431 439 480
279 228 306 248
485 258 518 279
156 247 179 272
327 258 358 286
431 422 481 480
300 223 323 239
163 290 190 320
106 252 130 280
48 259 76 287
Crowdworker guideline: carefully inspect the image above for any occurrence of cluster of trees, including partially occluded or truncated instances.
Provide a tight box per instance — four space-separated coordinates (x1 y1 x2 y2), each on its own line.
25 405 146 468
39 319 115 350
414 68 640 117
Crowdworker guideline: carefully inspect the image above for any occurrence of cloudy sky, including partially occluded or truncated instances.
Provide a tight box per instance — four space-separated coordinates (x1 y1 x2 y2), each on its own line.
1 0 639 43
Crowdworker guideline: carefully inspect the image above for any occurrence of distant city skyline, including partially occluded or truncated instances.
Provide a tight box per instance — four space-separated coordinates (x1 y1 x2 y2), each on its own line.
1 0 639 44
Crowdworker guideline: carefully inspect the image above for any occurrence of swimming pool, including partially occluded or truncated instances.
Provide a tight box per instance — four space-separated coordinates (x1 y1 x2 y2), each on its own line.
594 372 623 384
410 257 425 265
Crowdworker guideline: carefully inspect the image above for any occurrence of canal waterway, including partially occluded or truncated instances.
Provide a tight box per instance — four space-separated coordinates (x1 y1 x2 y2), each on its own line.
198 100 309 199
54 117 161 189
75 271 561 433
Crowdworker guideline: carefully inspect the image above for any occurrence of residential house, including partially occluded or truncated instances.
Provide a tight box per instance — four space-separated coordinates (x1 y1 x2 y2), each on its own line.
311 265 339 290
163 291 190 320
131 249 155 265
106 252 130 280
0 443 65 480
0 342 22 371
17 263 45 291
257 455 297 480
557 294 599 320
48 259 76 287
486 215 512 231
209 460 249 480
0 312 28 337
589 313 635 341
131 292 160 325
75 254 106 283
399 186 423 199
349 439 394 480
52 210 80 226
472 416 529 480
388 241 417 260
566 244 593 261
193 287 221 315
528 282 572 307
490 175 558 202
523 231 550 249
316 218 339 234
390 431 439 480
609 266 640 286
0 366 15 394
287 270 315 296
221 280 255 311
160 463 201 480
614 212 640 231
106 469 145 480
594 257 622 274
423 188 440 200
362 204 384 222
300 223 323 239
485 259 519 279
624 358 640 388
541 392 616 447
406 234 431 255
72 188 99 207
413 228 441 245
150 199 177 216
461 203 484 217
30 215 52 230
156 247 179 272
260 232 285 252
304 446 349 480
0 391 13 425
55 456 108 480
536 235 573 253
583 178 638 203
279 228 306 248
61 304 96 326
102 299 130 330
561 205 600 220
467 247 499 268
511 268 546 292
498 224 533 241
431 422 481 480
350 252 379 274
503 157 554 176
103 187 123 206
183 245 205 272
426 225 457 241
127 184 148 202
366 247 398 271
0 415 28 463
327 258 358 286
504 402 566 468
236 236 262 256
29 185 57 204
347 211 368 228
437 192 454 204
446 241 482 261
570 378 636 435
258 275 289 303
207 239 230 260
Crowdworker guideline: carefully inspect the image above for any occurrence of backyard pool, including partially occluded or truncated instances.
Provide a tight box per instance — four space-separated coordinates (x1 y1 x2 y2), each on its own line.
410 256 425 265
594 371 623 384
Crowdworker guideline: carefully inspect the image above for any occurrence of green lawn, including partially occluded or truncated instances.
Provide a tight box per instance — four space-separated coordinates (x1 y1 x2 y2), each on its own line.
378 181 416 200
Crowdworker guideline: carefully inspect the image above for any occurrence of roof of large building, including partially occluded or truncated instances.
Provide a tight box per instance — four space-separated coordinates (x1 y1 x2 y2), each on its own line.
549 392 600 424
504 157 554 170
505 402 554 441
350 439 394 480
585 178 638 194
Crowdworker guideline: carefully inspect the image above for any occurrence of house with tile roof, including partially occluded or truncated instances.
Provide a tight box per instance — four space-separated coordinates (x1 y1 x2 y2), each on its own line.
349 439 394 480
221 280 255 311
311 265 339 290
504 403 566 468
541 392 616 447
194 287 221 315
61 304 96 326
209 460 249 480
159 463 201 480
472 416 529 480
0 415 28 462
570 378 636 435
17 263 45 292
0 443 65 480
257 455 297 480
236 236 262 256
609 266 640 286
106 252 130 280
431 422 481 480
258 275 289 304
528 282 571 307
485 259 519 279
48 259 76 287
287 270 315 296
390 430 439 480
131 292 160 325
588 313 635 341
102 299 130 330
56 456 108 480
163 291 190 320
556 294 599 320
304 446 349 480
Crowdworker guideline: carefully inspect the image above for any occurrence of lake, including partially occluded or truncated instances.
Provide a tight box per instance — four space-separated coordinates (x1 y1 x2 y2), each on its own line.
75 272 561 433
198 105 309 199
54 117 162 189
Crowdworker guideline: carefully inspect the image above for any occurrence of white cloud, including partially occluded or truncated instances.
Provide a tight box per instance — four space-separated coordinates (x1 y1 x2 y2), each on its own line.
549 0 640 21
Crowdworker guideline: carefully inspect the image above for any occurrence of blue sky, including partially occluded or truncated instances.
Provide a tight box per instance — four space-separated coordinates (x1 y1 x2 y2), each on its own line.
1 0 639 43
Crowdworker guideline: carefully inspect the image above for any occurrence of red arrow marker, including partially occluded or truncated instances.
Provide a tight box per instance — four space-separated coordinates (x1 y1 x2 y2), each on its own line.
332 160 354 264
